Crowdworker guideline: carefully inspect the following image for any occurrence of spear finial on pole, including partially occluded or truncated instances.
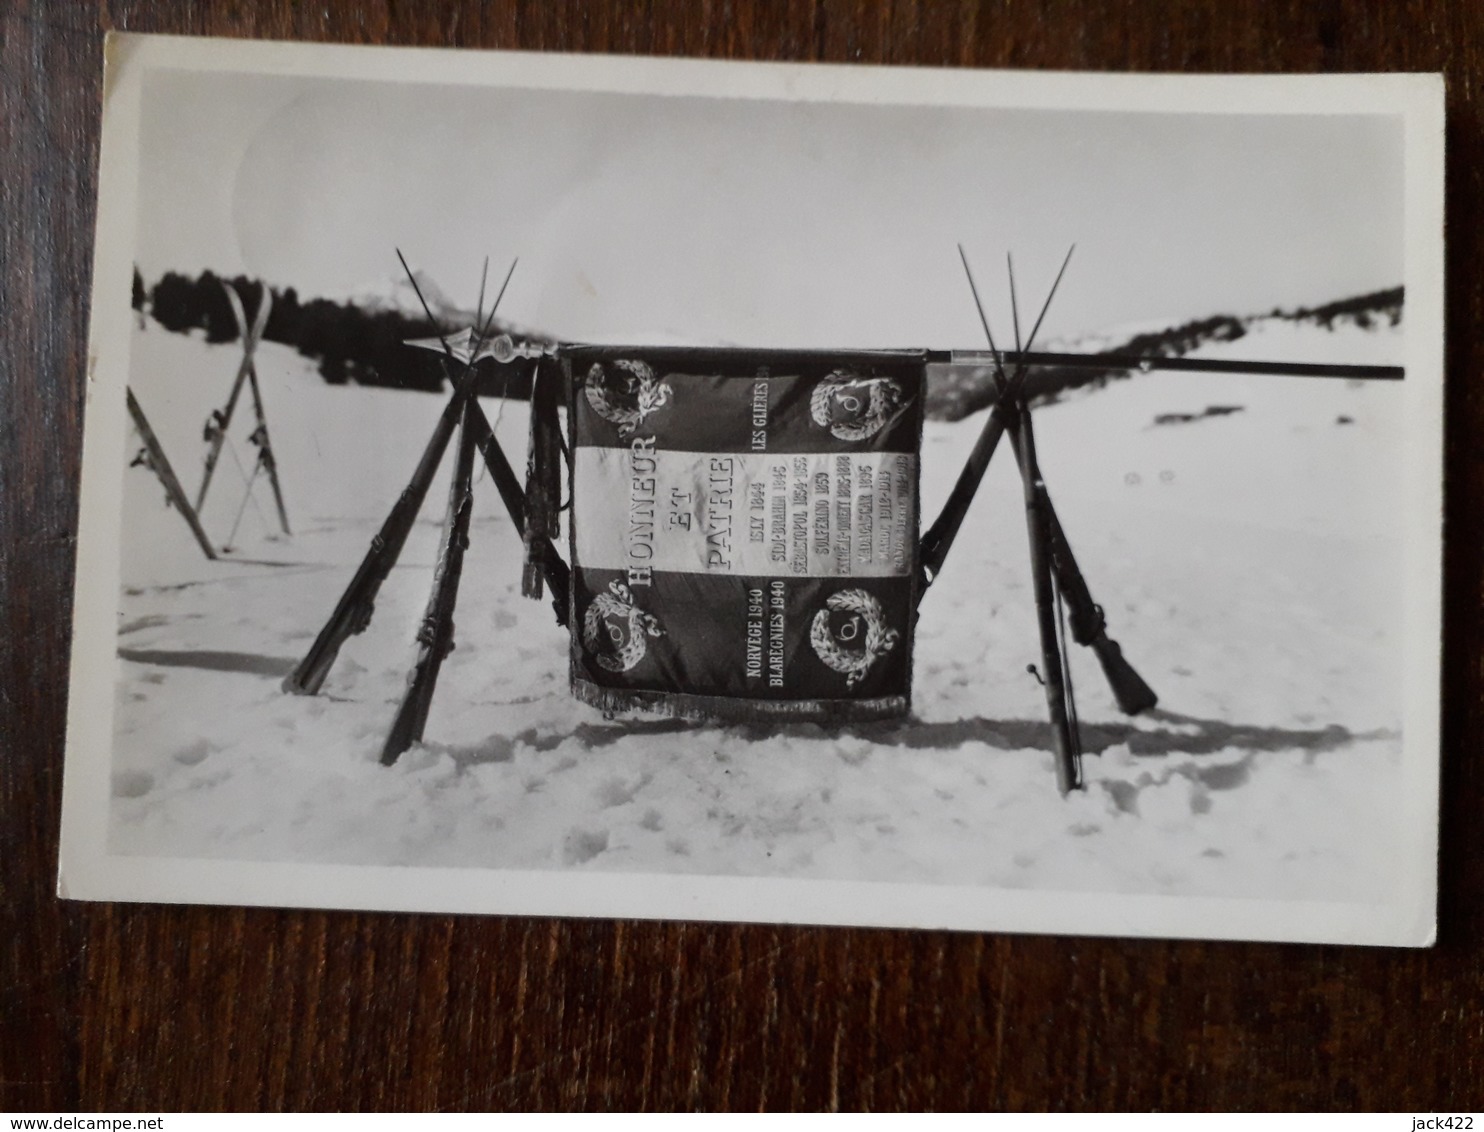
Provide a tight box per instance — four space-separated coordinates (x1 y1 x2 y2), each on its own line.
1008 252 1023 354
958 243 1005 376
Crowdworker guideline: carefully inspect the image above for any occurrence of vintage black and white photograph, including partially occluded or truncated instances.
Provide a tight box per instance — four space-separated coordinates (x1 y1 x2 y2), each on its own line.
61 36 1444 945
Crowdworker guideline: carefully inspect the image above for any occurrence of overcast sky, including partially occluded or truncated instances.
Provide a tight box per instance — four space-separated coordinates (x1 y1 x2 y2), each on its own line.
134 67 1404 349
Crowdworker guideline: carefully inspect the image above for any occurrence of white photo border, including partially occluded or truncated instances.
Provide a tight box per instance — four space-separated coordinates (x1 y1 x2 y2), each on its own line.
61 33 1445 946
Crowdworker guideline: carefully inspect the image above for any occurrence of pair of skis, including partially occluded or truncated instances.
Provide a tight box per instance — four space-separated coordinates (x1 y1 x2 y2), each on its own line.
127 281 289 559
197 283 290 538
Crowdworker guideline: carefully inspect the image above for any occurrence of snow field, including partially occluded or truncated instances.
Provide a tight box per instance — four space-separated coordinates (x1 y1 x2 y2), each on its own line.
106 317 1409 902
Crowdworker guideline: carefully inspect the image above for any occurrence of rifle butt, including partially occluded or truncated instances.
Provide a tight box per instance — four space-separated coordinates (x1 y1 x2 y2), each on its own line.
282 655 331 697
282 565 380 695
381 676 436 764
1091 637 1158 715
281 608 359 695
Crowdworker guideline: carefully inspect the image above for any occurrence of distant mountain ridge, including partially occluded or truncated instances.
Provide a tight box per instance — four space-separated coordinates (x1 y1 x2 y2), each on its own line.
346 269 460 320
136 268 1401 418
924 286 1404 421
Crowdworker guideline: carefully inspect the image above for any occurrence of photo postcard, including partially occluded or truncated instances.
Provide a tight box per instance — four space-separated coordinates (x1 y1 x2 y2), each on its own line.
60 33 1445 945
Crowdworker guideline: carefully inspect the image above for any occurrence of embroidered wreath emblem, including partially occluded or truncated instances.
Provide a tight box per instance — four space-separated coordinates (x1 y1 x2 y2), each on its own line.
582 580 666 673
809 589 900 687
584 360 673 438
809 373 906 442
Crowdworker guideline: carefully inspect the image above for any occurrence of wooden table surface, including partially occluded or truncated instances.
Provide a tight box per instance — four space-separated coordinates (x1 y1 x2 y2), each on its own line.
3 0 1481 1112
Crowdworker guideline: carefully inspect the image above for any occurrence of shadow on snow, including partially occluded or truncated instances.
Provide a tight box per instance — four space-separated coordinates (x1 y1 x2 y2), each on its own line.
111 647 1394 769
440 710 1393 770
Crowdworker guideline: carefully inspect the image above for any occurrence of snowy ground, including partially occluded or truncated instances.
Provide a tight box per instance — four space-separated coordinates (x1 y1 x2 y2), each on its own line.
106 315 1408 901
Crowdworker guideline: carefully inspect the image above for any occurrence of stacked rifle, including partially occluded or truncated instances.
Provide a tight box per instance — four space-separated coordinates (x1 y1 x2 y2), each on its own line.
916 246 1158 794
281 255 569 765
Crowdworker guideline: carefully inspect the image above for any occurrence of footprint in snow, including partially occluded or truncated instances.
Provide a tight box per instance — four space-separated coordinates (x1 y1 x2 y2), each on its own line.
112 770 154 799
596 778 637 808
562 828 609 865
597 773 651 809
172 738 214 766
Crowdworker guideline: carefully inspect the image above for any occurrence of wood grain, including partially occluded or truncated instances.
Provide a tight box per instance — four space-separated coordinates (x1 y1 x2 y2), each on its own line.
3 0 1481 1111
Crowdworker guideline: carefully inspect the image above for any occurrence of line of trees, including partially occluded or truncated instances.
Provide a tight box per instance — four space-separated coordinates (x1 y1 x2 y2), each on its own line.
134 268 532 397
1283 286 1404 331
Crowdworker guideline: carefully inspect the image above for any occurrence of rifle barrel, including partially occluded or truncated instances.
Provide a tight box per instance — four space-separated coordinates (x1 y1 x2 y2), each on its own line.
464 397 571 626
929 349 1403 381
381 403 479 763
281 362 480 696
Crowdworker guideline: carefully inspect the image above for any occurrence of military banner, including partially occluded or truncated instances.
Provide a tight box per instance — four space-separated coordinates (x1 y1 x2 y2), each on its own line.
564 346 926 722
